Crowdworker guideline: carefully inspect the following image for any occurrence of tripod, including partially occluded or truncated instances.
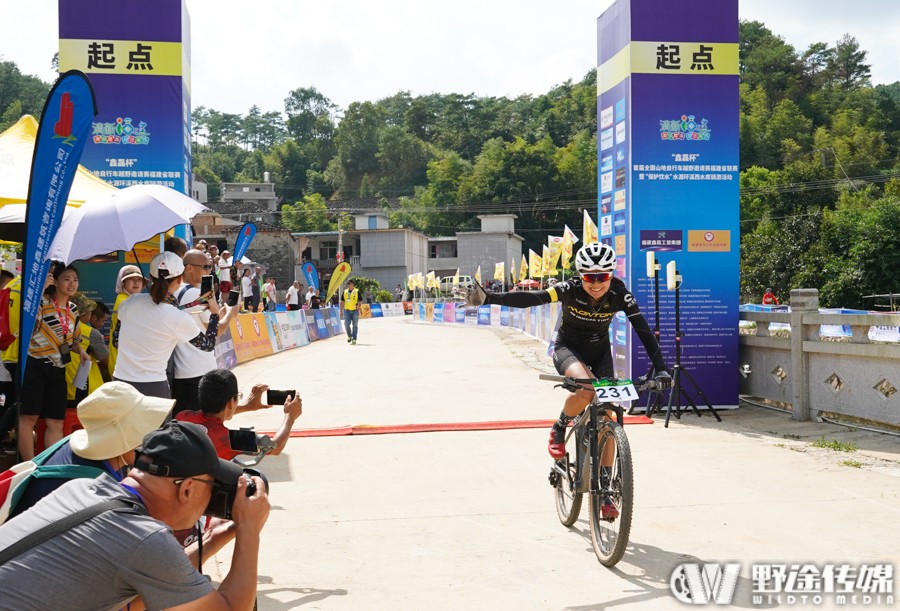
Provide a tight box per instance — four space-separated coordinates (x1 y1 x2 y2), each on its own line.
629 256 666 416
663 268 721 428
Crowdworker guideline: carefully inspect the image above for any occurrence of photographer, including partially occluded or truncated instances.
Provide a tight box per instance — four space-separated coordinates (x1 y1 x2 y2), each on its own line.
0 420 269 611
177 369 302 460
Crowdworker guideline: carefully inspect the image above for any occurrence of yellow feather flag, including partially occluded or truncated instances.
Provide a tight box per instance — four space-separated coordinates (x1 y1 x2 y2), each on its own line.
528 249 543 278
493 262 505 281
325 262 352 302
452 268 460 286
542 244 553 277
583 209 599 245
519 254 528 283
548 236 563 274
510 258 518 283
474 265 482 285
415 273 425 290
407 274 414 290
562 225 578 269
426 271 437 289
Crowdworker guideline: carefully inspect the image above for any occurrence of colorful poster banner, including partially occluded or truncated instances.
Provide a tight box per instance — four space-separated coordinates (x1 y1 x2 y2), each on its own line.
598 0 739 405
19 70 97 383
214 325 237 370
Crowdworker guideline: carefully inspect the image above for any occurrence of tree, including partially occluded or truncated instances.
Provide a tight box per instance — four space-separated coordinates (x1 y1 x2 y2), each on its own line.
825 34 871 90
334 101 383 187
284 87 337 145
281 193 335 232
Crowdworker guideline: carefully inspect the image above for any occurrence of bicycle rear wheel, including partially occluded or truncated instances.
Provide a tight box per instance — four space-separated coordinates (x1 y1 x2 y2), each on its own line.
551 451 582 526
589 422 634 566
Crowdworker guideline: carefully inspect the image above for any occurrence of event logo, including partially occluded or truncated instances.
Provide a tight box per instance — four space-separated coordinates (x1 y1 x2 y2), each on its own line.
688 229 730 252
670 563 740 605
91 116 150 145
660 114 711 141
234 319 244 339
640 229 683 252
52 93 77 145
252 316 261 336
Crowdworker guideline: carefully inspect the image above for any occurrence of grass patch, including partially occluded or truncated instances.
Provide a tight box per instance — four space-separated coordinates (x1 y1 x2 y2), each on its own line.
841 459 863 468
811 436 857 452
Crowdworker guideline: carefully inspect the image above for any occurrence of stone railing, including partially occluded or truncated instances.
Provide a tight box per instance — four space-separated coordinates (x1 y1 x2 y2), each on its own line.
739 289 900 427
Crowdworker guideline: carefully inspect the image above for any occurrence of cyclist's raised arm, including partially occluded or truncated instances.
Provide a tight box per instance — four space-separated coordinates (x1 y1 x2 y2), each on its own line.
469 280 559 308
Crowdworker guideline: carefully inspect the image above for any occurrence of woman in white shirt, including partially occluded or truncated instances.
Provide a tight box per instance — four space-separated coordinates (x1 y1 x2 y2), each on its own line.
112 252 229 399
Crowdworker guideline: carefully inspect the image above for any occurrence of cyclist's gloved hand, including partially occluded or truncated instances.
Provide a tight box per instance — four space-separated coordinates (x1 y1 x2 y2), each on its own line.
466 279 488 307
653 369 672 389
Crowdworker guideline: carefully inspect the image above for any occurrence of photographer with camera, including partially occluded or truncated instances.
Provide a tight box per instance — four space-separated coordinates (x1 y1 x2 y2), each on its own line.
0 420 269 611
177 369 302 460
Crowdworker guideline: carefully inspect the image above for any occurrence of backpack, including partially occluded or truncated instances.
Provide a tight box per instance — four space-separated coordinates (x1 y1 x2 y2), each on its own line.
0 437 105 524
0 286 15 351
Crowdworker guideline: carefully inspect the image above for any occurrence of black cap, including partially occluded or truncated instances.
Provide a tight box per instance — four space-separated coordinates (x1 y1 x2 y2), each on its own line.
133 421 242 485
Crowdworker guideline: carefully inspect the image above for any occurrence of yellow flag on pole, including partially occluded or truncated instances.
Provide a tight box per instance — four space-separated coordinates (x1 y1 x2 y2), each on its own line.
548 236 563 274
583 209 599 245
519 255 528 283
426 271 437 289
326 262 352 302
452 268 460 286
407 274 414 290
529 249 543 278
510 258 518 283
494 262 505 281
562 225 578 269
415 273 425 290
475 265 482 285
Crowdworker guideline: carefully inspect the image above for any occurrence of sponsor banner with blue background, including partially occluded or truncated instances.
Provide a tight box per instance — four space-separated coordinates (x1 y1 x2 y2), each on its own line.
232 223 257 263
598 0 739 405
301 262 319 291
19 70 97 383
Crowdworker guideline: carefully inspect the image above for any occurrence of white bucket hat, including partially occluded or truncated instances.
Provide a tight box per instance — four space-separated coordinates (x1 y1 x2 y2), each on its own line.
69 382 175 460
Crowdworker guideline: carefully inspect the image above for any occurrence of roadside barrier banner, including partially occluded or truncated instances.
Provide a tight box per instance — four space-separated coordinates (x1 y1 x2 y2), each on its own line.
214 325 237 370
230 313 273 362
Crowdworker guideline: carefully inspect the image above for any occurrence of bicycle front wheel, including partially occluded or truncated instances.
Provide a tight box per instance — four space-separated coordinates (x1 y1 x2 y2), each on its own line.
589 422 634 566
551 451 583 526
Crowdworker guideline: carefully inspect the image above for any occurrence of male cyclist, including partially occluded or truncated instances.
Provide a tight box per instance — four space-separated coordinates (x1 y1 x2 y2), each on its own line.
469 243 671 516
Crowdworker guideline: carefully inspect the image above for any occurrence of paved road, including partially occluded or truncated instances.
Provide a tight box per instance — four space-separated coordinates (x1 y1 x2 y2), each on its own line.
209 315 899 610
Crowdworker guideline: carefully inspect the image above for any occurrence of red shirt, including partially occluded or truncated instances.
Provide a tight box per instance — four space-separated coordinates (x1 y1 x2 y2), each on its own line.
175 410 240 460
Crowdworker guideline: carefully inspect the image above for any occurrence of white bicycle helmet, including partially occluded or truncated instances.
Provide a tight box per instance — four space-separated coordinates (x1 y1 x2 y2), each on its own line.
575 243 616 274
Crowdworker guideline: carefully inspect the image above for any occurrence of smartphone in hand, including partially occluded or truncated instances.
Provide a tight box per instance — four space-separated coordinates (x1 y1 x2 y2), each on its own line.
266 389 295 405
200 274 214 297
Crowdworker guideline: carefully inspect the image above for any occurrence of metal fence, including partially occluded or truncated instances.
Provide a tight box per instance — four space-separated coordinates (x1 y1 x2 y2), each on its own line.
739 289 900 428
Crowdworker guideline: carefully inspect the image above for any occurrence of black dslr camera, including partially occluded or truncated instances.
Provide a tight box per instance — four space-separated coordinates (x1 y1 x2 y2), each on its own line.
204 468 269 520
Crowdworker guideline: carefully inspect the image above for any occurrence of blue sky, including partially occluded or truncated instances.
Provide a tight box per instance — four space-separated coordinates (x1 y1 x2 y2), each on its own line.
2 0 898 115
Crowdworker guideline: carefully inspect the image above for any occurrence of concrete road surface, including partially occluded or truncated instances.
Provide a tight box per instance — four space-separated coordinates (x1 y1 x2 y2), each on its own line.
206 315 899 610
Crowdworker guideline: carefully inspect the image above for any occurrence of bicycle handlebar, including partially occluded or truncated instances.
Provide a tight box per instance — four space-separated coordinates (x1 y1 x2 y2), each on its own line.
538 373 662 392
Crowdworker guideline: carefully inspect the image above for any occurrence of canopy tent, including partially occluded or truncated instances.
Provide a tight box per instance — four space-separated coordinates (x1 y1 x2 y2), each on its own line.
0 115 116 239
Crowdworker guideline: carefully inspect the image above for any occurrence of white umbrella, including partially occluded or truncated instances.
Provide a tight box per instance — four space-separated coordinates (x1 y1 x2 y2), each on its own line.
46 184 210 264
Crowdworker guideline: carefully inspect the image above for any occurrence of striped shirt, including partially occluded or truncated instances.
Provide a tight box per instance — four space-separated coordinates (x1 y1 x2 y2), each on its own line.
28 295 81 367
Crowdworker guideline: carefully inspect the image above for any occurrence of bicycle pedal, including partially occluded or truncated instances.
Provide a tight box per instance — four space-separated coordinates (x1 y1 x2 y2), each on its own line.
548 470 560 487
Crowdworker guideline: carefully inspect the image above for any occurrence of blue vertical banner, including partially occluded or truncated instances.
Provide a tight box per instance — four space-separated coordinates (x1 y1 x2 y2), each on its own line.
58 0 192 240
598 0 739 406
301 262 320 291
232 222 257 263
19 70 98 383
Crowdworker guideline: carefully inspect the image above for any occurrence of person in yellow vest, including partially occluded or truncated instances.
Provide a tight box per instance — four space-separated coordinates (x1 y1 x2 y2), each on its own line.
66 293 105 408
341 279 360 345
108 265 147 377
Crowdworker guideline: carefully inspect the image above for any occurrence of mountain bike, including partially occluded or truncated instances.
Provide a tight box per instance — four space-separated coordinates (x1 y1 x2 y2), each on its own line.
541 374 658 566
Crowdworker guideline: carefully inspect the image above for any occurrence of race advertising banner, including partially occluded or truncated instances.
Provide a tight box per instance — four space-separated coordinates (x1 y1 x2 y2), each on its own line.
232 222 257 263
19 71 97 384
229 313 272 362
598 0 739 405
58 0 192 198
